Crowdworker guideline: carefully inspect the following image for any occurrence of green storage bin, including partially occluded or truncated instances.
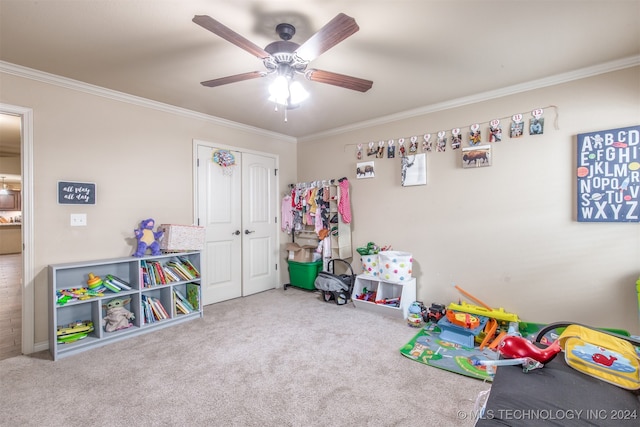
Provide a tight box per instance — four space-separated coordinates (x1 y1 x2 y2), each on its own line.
287 260 323 290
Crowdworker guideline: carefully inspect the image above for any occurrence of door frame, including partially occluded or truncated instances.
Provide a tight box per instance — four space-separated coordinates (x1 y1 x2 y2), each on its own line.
192 139 280 298
0 103 34 355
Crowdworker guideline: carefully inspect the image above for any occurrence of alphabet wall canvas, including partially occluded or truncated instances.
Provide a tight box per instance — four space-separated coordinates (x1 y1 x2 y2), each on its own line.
576 125 639 222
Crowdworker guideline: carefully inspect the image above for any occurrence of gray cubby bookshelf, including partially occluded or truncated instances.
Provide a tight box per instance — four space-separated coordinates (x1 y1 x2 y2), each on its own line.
49 251 202 360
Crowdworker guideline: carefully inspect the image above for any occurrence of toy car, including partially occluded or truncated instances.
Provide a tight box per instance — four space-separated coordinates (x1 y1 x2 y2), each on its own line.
424 303 446 323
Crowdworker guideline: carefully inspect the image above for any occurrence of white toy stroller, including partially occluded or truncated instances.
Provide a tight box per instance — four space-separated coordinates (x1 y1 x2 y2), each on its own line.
314 259 355 305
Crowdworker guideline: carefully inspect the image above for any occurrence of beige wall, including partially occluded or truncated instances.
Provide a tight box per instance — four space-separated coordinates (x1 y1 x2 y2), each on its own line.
2 65 639 348
0 72 297 345
298 67 640 334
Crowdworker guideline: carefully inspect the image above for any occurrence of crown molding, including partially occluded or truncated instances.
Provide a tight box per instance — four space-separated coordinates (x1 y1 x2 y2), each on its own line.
299 55 640 143
2 56 638 144
0 61 297 144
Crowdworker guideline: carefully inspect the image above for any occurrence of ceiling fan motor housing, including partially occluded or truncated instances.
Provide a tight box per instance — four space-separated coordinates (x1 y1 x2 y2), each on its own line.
275 23 296 41
264 40 307 75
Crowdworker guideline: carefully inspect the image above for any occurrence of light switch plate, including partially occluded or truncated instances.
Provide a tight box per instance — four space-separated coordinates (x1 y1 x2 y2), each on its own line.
70 213 87 226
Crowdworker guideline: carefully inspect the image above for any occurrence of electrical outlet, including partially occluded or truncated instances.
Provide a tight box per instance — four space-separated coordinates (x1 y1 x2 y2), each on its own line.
70 213 87 226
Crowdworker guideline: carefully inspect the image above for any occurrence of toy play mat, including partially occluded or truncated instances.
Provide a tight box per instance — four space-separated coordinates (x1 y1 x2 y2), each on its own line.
400 323 498 382
400 321 633 382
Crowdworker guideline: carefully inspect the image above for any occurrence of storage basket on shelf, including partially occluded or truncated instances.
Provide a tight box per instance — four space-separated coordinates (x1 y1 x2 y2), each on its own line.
378 251 413 282
159 224 205 252
360 254 379 276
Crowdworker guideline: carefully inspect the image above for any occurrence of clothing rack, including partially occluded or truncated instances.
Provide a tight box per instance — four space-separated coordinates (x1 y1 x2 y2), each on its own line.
288 176 347 190
282 178 352 265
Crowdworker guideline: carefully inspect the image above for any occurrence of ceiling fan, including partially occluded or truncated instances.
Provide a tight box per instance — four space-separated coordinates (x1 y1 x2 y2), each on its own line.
192 13 374 101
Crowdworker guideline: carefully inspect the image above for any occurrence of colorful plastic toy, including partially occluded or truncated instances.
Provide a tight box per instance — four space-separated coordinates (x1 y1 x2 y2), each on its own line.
498 335 561 363
87 273 103 289
449 284 520 323
446 310 480 329
407 302 424 328
57 320 94 344
474 357 544 375
424 303 446 323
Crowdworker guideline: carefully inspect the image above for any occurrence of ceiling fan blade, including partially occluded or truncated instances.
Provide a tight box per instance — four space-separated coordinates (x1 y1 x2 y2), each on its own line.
294 13 359 62
201 71 265 88
306 69 373 92
193 15 270 59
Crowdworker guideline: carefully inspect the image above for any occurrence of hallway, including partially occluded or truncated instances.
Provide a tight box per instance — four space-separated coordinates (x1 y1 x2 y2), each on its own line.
0 254 21 360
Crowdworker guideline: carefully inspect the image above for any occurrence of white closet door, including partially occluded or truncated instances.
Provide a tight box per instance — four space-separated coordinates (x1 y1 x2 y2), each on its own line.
242 152 277 296
197 145 242 305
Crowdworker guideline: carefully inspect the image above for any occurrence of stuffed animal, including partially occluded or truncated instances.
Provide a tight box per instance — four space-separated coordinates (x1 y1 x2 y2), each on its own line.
103 297 135 332
133 218 163 257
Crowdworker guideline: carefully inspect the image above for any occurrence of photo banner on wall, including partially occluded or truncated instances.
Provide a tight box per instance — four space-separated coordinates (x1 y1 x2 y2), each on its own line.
576 125 639 222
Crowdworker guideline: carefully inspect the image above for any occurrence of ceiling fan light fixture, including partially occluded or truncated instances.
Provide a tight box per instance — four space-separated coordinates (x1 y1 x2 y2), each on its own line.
289 81 309 105
269 75 290 102
268 75 309 109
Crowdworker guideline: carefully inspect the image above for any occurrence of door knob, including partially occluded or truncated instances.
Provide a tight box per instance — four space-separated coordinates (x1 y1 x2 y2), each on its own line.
232 230 241 235
244 230 255 234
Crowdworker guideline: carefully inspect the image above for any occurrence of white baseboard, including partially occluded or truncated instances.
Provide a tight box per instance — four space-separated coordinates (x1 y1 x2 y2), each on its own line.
33 340 48 353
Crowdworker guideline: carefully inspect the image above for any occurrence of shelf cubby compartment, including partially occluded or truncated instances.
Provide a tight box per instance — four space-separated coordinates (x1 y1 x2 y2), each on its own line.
54 301 101 357
101 293 141 337
172 282 201 318
140 253 201 288
141 287 173 325
351 274 416 319
55 259 139 292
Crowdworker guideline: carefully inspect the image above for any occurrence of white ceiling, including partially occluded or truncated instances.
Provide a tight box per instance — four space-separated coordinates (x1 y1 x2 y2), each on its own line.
1 0 639 145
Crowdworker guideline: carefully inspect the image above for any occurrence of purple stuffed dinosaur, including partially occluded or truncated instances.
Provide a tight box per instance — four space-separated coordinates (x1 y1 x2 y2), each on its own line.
133 218 164 257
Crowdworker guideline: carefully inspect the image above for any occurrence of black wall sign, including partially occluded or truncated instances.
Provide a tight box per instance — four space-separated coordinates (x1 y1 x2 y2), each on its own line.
58 181 96 205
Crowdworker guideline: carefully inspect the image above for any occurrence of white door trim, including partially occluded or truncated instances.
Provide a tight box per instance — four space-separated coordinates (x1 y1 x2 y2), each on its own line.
0 103 34 355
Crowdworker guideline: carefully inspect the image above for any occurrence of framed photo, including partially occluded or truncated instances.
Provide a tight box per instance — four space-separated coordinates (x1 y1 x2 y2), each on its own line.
462 145 492 168
401 153 426 186
356 161 375 179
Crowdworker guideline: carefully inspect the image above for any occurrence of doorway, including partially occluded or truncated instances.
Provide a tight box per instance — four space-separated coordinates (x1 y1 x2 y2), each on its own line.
0 105 33 359
194 141 279 305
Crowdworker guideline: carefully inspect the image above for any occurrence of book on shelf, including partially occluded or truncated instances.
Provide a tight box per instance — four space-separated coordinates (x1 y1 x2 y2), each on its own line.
162 266 180 283
174 293 192 315
141 295 153 324
102 278 122 293
173 289 195 313
151 297 167 319
157 298 170 319
147 261 165 285
165 261 193 281
105 274 132 290
178 256 201 278
140 261 152 287
186 283 200 311
142 295 169 323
